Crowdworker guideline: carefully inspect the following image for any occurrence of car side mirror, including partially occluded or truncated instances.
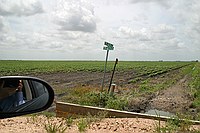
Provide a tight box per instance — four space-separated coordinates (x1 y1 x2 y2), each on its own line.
0 76 54 119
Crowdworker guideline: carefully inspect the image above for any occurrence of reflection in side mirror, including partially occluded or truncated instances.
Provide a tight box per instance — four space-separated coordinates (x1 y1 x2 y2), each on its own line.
0 76 54 119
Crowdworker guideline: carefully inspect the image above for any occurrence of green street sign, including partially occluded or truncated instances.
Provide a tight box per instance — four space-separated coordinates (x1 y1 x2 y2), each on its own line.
103 42 114 50
103 47 109 50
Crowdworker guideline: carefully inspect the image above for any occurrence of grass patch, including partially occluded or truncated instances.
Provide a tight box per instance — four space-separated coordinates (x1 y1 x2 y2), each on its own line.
59 86 128 110
77 111 107 132
189 63 200 116
44 118 68 133
154 113 200 133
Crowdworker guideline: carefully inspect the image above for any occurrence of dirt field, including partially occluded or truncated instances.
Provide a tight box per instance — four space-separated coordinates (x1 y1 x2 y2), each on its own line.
1 69 200 132
36 68 195 115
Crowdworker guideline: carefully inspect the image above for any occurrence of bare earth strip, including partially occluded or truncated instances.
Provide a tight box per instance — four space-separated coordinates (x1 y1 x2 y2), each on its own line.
0 115 200 133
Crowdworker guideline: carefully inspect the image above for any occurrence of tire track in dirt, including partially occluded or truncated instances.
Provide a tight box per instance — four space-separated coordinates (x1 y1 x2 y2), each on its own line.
149 75 193 114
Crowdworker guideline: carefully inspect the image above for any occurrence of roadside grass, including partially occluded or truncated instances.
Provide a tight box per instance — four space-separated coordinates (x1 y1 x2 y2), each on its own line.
27 114 74 133
154 114 200 133
77 118 88 132
59 86 100 105
26 113 39 123
59 86 128 111
43 111 107 133
44 118 68 133
189 63 200 113
190 63 200 107
76 111 107 132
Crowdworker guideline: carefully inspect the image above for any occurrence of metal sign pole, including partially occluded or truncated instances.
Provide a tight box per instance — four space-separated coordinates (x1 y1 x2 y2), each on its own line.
108 58 118 93
101 42 114 92
101 49 109 92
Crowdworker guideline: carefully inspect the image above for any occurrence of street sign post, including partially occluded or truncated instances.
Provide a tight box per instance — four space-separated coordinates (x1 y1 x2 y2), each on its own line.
101 42 114 92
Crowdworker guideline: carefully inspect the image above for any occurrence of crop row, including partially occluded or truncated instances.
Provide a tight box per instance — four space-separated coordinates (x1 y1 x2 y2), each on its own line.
0 60 192 76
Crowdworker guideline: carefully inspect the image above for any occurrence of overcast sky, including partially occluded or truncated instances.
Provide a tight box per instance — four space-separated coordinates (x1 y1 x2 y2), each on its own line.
0 0 199 61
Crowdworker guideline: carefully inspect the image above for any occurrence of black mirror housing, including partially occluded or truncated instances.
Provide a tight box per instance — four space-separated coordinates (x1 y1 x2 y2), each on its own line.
0 76 54 119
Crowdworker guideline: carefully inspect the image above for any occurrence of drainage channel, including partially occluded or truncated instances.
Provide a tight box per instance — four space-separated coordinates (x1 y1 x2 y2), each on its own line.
145 109 174 117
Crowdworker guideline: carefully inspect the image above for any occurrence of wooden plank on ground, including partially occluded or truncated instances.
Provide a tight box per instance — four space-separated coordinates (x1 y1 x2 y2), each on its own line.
56 102 200 125
56 102 167 120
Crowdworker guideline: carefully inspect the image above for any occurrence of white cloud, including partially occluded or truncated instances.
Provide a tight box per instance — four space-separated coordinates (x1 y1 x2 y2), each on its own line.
0 16 6 31
0 0 44 16
152 24 175 33
119 26 151 41
130 0 172 9
0 0 200 60
117 23 185 53
119 24 176 42
53 0 96 33
0 16 11 34
169 0 200 50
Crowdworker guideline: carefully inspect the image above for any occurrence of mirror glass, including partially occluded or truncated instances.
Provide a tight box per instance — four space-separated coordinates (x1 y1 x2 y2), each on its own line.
0 78 50 113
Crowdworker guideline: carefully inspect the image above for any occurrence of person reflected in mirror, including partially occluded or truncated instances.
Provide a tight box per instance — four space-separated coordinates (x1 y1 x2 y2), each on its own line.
0 80 25 112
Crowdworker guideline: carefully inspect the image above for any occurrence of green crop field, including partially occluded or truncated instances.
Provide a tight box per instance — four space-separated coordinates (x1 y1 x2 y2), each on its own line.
0 60 192 76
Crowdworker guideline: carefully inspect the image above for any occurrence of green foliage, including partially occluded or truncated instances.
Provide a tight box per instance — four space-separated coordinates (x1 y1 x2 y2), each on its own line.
44 118 68 133
0 60 109 76
128 77 142 84
60 86 96 105
105 97 128 110
189 63 200 109
79 92 101 106
66 116 74 127
60 87 128 110
28 114 39 123
77 91 128 110
139 80 150 92
155 114 199 133
77 112 107 132
77 118 88 132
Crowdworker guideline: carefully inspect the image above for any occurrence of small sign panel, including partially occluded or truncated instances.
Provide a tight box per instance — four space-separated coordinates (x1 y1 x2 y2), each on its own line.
103 42 114 50
103 47 109 50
